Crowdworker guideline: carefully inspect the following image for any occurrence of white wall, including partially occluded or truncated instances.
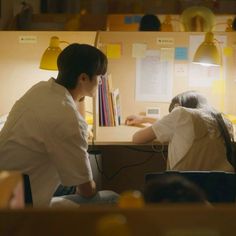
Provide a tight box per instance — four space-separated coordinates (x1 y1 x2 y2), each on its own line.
0 31 96 116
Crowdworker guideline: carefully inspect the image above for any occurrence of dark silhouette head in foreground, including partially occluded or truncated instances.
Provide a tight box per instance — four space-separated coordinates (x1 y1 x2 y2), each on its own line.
232 17 236 31
139 14 161 31
144 175 207 203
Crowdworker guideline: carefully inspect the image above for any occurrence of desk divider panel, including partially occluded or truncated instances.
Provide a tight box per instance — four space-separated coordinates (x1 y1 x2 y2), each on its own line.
0 31 96 116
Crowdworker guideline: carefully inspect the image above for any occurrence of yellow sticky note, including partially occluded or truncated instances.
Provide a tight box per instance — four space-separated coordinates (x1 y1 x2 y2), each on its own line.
212 79 225 94
223 47 233 56
224 114 236 124
106 44 121 59
132 43 147 58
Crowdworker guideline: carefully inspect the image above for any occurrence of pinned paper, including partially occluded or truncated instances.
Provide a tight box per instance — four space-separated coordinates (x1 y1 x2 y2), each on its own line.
160 48 174 61
212 78 226 111
223 47 233 56
106 44 122 59
132 43 147 58
212 79 225 94
174 64 188 77
175 47 188 60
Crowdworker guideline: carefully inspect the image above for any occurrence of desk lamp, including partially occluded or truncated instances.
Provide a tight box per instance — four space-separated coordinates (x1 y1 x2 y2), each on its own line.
192 18 233 67
192 31 221 67
39 36 69 71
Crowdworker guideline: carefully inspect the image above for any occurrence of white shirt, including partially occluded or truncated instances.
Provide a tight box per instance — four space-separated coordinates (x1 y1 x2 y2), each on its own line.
0 78 93 206
151 107 233 171
152 107 194 169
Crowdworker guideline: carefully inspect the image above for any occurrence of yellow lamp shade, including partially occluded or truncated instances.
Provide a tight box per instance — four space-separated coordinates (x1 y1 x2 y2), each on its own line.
193 32 221 66
39 36 62 71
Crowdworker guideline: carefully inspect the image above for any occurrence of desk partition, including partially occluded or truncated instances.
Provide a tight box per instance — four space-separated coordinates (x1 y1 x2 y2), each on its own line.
94 31 236 144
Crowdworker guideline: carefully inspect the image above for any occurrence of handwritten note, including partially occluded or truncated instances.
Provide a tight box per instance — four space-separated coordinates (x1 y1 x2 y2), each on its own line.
132 43 147 58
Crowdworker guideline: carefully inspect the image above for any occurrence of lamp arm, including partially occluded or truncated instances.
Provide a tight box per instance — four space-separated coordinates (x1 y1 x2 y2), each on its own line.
59 40 70 45
210 21 232 31
94 31 100 48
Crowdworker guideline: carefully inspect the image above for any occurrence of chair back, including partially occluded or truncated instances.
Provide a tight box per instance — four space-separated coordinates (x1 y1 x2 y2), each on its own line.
23 174 33 206
145 171 236 203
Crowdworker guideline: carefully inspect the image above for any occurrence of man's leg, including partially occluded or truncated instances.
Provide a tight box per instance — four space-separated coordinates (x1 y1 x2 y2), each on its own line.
50 190 119 207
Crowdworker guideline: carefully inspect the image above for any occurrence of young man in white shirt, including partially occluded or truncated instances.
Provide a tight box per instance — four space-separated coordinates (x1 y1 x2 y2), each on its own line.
0 43 119 207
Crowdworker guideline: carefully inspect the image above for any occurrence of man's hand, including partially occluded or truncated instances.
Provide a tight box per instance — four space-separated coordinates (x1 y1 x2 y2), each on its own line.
76 180 96 198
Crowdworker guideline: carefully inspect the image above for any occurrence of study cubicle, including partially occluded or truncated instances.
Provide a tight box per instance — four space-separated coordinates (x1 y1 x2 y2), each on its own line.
1 30 236 194
92 31 236 193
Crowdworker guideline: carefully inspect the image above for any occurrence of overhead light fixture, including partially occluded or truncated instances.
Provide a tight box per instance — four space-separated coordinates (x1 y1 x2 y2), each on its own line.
192 16 234 67
39 36 69 71
192 31 221 67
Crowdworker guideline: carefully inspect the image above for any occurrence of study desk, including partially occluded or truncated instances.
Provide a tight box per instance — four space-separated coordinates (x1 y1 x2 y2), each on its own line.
92 125 142 145
90 125 167 193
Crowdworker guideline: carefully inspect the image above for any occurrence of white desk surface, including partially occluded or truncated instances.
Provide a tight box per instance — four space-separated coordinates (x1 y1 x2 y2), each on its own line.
91 124 159 145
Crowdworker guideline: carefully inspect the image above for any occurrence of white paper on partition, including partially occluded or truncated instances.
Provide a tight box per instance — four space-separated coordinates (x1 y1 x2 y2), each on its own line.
135 49 173 102
189 35 226 87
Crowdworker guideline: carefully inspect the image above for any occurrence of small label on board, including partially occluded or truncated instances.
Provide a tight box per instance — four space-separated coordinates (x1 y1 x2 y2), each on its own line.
19 36 37 44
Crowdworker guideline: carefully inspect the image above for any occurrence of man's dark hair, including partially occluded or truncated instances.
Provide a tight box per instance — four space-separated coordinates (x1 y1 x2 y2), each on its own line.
56 43 107 89
139 14 161 31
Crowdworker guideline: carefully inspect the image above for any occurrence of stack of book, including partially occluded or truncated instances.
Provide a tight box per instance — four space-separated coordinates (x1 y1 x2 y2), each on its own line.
98 75 121 126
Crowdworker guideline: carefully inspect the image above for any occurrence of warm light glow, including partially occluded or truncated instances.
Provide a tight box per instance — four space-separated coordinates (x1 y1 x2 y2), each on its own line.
192 32 221 67
39 36 62 71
